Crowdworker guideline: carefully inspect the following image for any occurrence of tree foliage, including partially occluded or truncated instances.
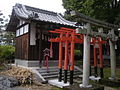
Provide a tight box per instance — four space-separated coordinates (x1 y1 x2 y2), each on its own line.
0 11 15 45
0 45 15 63
62 0 120 24
2 32 15 45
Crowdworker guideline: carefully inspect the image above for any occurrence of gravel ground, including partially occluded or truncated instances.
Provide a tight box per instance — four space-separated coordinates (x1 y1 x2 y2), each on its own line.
11 84 54 90
0 66 55 90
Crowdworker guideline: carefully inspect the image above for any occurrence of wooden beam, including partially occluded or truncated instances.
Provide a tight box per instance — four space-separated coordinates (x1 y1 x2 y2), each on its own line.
16 22 29 30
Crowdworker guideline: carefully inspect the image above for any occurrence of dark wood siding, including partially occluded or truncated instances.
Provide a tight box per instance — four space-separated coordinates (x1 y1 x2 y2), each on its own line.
29 44 39 60
16 34 29 59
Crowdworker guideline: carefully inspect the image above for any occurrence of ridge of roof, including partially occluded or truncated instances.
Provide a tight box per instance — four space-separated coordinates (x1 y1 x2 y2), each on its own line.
7 3 77 31
25 5 58 16
14 3 76 27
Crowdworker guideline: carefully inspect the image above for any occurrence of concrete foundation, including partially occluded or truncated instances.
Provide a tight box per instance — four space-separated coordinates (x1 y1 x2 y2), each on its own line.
15 59 40 67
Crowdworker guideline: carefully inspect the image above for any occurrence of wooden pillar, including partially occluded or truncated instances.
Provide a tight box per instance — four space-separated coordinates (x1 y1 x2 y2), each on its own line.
64 33 69 83
70 32 75 85
58 33 63 82
80 23 91 88
39 31 42 67
36 24 43 67
99 39 104 78
94 43 98 76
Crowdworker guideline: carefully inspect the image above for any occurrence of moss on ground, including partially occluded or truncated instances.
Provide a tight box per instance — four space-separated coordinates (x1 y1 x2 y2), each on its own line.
0 65 5 70
51 87 68 90
89 67 120 89
103 67 120 79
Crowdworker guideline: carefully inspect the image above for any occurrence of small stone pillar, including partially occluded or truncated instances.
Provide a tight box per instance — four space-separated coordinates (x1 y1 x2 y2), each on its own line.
109 30 116 80
80 23 92 88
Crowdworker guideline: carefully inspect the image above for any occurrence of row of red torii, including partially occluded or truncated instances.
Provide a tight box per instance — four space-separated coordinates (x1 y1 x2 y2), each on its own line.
49 23 117 87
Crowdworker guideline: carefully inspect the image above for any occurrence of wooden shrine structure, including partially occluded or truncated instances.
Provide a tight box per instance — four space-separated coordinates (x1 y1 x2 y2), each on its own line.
6 3 76 67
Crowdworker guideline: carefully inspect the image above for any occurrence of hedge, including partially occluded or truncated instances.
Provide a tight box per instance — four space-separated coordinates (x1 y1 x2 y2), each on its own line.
0 45 15 63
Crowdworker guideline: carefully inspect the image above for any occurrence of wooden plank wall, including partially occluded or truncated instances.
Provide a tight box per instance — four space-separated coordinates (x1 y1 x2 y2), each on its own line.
28 36 59 60
16 34 29 59
29 42 39 60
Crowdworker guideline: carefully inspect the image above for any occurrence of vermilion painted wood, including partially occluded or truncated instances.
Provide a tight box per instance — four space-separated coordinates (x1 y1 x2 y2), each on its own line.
70 31 75 71
61 27 75 31
58 33 63 69
98 37 103 68
94 45 97 67
64 33 69 70
91 37 106 68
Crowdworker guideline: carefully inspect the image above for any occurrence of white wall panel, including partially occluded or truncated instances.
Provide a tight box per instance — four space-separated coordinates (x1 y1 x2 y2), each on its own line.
30 23 36 45
16 30 20 37
24 25 28 33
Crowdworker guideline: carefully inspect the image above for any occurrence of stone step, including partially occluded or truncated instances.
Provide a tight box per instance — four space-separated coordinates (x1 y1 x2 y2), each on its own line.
44 74 81 80
41 72 58 76
43 74 58 79
38 68 58 73
38 67 59 70
39 66 80 71
36 66 83 81
39 67 79 73
43 72 82 79
42 71 81 77
40 69 81 76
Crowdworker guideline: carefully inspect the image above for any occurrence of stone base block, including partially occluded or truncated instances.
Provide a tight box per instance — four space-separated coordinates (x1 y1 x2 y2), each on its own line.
79 84 92 88
48 79 70 88
89 76 101 81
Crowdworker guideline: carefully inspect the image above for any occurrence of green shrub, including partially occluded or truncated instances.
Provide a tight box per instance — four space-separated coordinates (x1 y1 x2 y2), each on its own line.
0 45 15 63
74 49 82 60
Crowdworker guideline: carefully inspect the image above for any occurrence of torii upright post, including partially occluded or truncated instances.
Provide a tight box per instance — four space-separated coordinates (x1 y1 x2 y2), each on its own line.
64 33 69 83
58 33 63 82
109 30 116 80
99 37 104 78
80 23 91 88
70 31 75 85
98 28 104 78
93 39 98 76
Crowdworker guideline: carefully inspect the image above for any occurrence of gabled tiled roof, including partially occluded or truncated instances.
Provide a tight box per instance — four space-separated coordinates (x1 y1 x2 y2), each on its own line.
13 3 76 27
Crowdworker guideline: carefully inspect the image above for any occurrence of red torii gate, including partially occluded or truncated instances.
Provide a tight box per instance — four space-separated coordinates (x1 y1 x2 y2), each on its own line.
91 37 107 78
49 27 83 84
49 27 107 84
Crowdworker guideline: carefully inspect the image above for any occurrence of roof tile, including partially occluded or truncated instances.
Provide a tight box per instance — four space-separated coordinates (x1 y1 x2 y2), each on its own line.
14 3 76 27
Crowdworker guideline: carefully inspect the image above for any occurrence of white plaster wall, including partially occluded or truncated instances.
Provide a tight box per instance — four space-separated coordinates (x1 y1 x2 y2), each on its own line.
30 22 36 45
19 27 24 35
24 25 28 33
16 20 28 37
16 30 19 37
